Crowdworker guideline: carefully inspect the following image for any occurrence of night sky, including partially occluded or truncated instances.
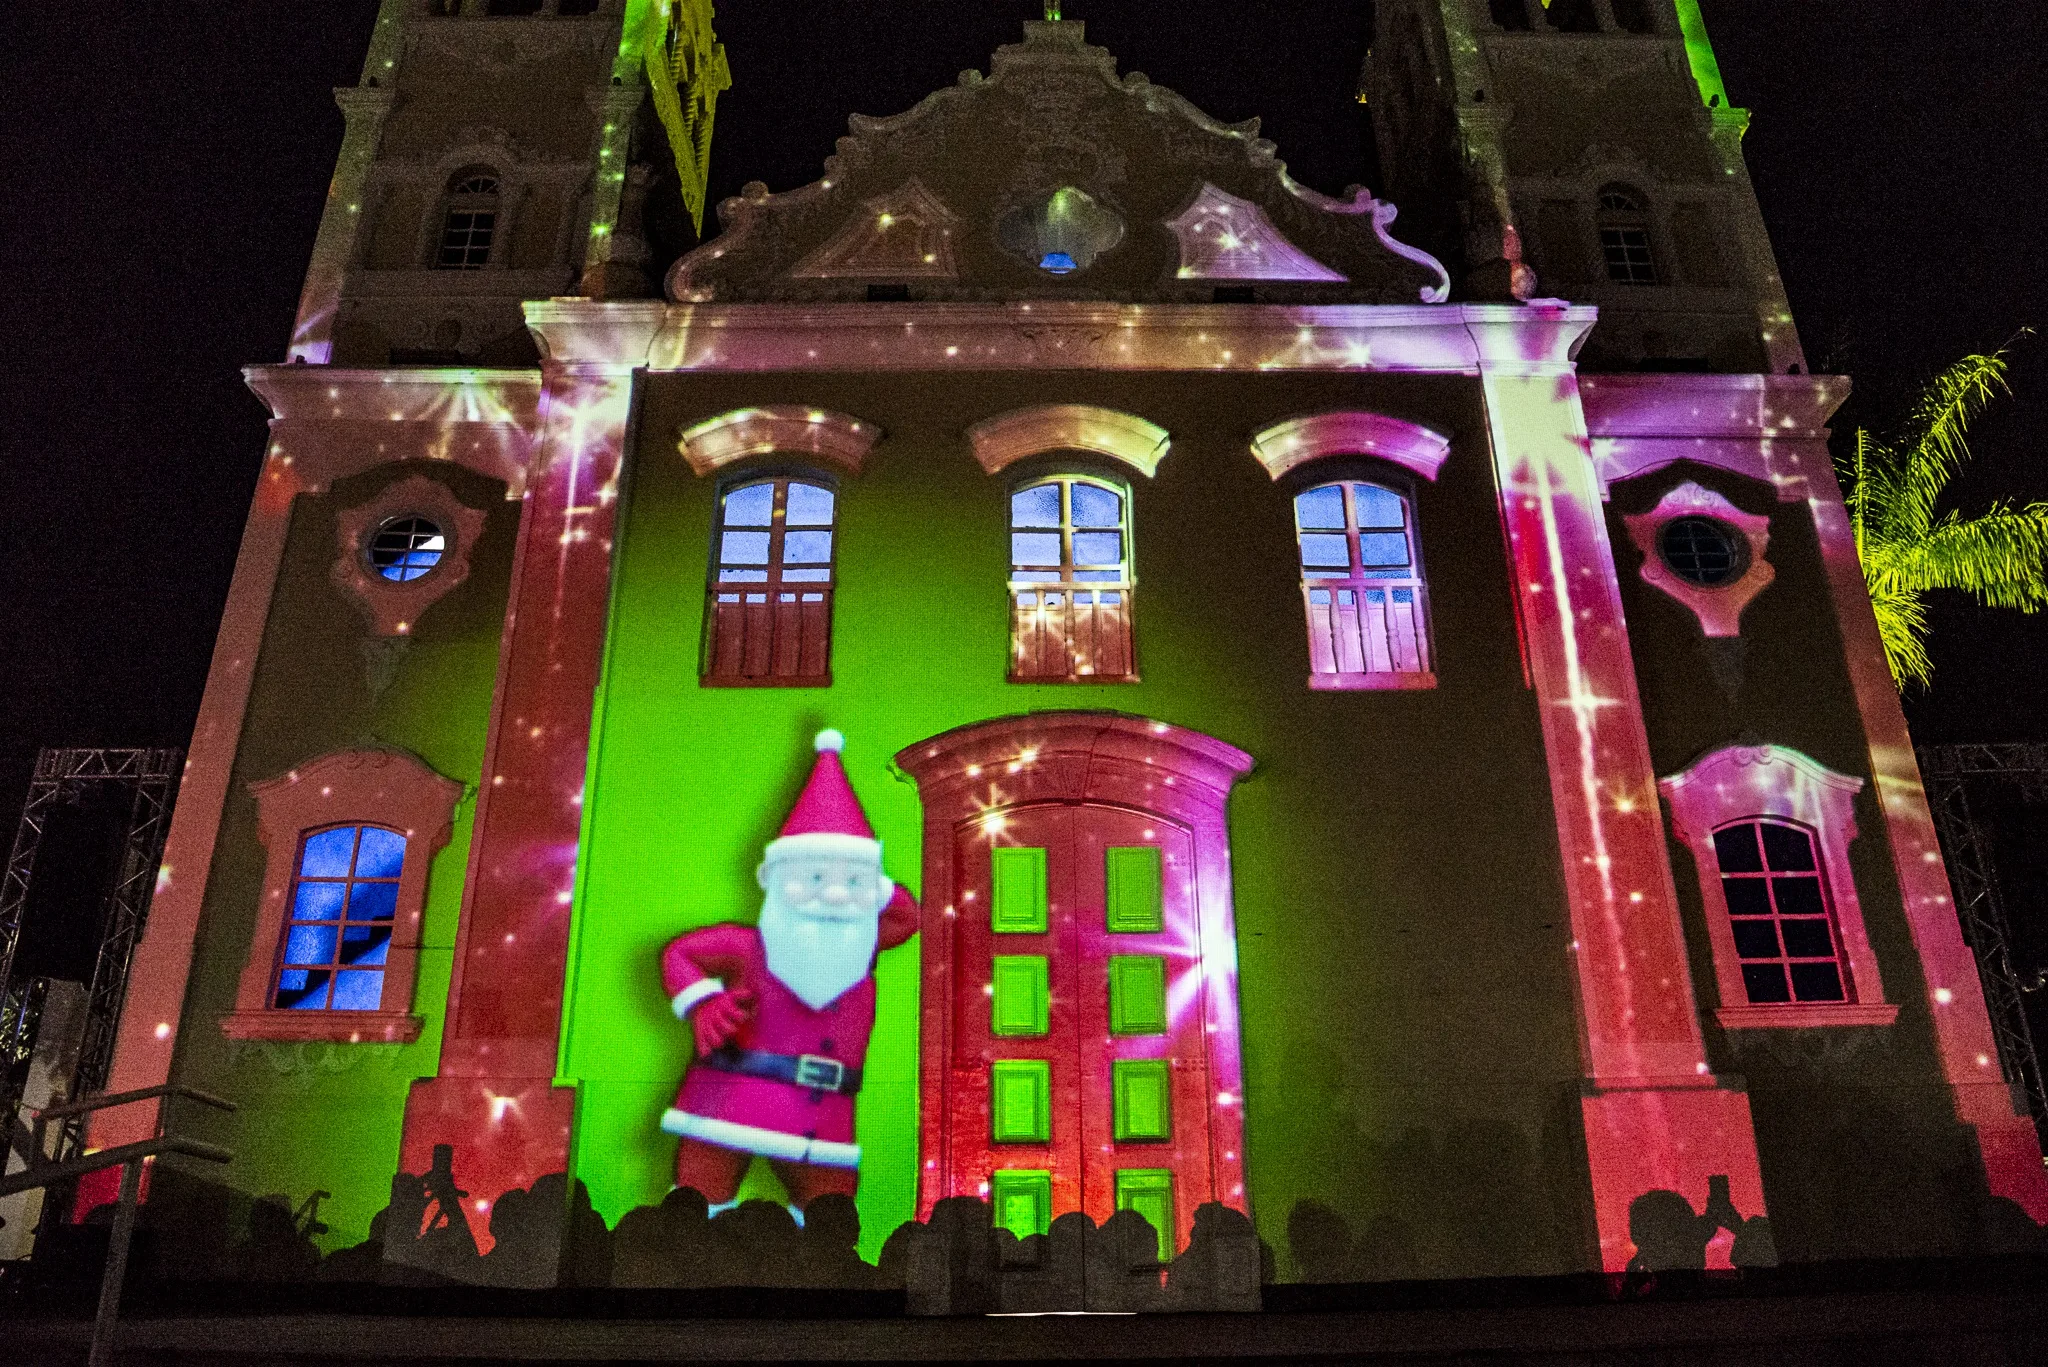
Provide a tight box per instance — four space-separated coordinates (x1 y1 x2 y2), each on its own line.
3 1 2044 830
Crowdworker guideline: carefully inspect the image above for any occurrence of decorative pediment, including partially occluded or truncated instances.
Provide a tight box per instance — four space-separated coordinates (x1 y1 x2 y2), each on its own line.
1168 184 1343 282
791 179 960 280
669 21 1447 305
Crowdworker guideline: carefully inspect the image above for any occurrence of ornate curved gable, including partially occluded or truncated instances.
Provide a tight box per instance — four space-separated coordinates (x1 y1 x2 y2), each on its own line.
668 21 1449 306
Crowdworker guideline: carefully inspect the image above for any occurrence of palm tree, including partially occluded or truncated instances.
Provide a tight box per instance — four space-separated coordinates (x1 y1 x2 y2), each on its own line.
1841 345 2048 690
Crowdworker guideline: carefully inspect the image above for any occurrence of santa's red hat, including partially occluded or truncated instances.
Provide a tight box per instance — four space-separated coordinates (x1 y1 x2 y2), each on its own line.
763 729 884 864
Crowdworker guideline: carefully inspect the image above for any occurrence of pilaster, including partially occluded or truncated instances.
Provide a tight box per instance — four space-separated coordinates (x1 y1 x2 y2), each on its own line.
1467 310 1770 1271
288 85 398 363
394 303 661 1270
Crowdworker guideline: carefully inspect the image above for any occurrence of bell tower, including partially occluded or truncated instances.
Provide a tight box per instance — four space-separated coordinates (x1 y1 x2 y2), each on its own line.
286 0 728 367
1364 0 1803 374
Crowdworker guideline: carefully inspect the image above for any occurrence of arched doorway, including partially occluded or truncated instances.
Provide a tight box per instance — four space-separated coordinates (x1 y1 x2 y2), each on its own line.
895 712 1254 1258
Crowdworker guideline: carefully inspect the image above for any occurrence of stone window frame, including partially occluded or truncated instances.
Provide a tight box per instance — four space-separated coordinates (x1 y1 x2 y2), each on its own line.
1660 744 1898 1029
1621 480 1775 637
331 473 487 638
221 748 463 1043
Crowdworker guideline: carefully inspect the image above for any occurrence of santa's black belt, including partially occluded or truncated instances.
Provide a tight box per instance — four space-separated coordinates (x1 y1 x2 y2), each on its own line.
701 1046 863 1095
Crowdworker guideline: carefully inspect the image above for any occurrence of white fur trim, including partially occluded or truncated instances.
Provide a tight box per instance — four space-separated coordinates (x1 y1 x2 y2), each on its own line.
670 978 725 1020
814 728 845 753
660 1110 862 1168
762 832 882 864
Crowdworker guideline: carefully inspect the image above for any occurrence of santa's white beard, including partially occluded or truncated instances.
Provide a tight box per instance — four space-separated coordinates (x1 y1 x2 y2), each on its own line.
758 895 881 1010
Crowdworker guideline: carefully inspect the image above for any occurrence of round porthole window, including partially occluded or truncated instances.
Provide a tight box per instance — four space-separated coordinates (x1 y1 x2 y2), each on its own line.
1658 516 1747 587
367 516 446 583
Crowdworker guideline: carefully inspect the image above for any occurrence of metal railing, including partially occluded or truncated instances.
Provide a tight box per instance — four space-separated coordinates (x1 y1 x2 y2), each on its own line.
1 1083 234 1367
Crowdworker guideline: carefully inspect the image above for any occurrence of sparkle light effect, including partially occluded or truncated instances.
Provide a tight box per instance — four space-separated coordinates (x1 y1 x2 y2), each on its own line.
1587 373 2048 1219
1167 184 1346 282
1478 357 1769 1272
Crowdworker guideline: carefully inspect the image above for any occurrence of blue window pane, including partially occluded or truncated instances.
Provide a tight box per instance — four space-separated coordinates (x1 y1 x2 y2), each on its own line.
1295 485 1345 530
1352 484 1406 529
782 568 830 582
718 568 768 582
1072 532 1123 567
284 925 338 967
1358 532 1410 568
354 827 406 879
331 970 385 1011
1760 822 1816 871
1713 824 1763 873
785 482 835 527
1299 533 1350 569
722 482 774 527
342 924 393 967
1074 569 1123 582
721 530 771 565
300 827 357 879
1013 571 1059 584
276 968 332 1010
1070 482 1122 529
782 530 833 565
1012 484 1060 528
292 881 346 922
348 881 400 922
1012 532 1063 567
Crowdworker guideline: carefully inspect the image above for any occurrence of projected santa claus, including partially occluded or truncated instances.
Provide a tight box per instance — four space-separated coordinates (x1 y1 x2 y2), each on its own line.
659 729 919 1213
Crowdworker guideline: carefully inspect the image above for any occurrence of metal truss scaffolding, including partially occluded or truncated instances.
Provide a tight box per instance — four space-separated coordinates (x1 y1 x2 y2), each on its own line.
0 748 182 1155
1919 744 2048 1138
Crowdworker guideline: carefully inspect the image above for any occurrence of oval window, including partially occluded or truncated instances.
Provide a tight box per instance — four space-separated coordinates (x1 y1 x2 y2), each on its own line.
367 517 446 583
1658 516 1746 587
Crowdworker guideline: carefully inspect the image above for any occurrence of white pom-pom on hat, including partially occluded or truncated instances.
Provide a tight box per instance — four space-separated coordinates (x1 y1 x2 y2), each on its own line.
814 728 846 753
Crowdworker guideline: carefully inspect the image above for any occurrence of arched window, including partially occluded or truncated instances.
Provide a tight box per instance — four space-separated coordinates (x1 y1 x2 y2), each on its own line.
1294 480 1433 688
1597 184 1657 285
436 170 500 270
1659 744 1895 1029
1009 476 1135 682
275 825 405 1012
703 475 836 685
1710 819 1849 1006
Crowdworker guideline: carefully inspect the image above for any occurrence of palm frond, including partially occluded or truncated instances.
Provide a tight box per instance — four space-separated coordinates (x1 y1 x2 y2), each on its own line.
1893 348 2015 537
1867 578 1933 690
1884 504 2048 610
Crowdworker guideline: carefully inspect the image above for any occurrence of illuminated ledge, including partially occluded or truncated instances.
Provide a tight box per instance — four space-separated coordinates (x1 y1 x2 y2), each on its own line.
679 405 882 476
219 1010 424 1044
970 404 1170 477
1309 670 1436 692
1715 1004 1899 1030
522 299 1598 376
1250 412 1450 483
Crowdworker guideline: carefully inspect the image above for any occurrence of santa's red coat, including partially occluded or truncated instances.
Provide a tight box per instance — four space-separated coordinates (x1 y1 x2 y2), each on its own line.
659 886 917 1167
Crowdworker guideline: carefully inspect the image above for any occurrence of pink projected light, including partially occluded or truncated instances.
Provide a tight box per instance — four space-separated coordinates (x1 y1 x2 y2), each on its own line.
1660 744 1895 1028
1621 481 1775 638
1167 184 1345 282
1585 372 2048 1221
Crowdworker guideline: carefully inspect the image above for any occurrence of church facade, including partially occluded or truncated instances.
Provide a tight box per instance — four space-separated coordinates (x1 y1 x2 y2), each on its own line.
88 2 2048 1286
